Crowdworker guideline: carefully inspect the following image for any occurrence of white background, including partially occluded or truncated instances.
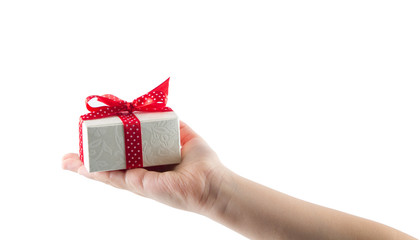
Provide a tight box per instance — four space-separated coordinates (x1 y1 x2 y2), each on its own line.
0 1 419 239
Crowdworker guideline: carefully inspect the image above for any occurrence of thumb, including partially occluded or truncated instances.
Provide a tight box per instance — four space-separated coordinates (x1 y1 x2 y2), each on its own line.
179 121 202 146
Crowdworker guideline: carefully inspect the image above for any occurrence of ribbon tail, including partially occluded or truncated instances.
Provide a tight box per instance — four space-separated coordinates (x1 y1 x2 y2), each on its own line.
150 77 170 95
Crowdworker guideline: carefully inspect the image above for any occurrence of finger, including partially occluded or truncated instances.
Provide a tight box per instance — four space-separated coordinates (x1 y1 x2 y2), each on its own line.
179 120 202 146
76 163 128 190
94 170 127 190
63 152 156 195
62 153 83 172
75 162 153 196
62 153 126 189
124 168 154 196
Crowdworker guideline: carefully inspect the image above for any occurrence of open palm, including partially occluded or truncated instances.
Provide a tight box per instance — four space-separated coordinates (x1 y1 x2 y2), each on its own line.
63 121 228 213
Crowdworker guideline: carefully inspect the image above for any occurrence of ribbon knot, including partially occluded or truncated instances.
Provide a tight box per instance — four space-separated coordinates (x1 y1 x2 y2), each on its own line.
126 102 134 113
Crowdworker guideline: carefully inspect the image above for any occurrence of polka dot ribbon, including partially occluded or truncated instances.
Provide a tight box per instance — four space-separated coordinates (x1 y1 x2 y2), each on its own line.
79 78 173 169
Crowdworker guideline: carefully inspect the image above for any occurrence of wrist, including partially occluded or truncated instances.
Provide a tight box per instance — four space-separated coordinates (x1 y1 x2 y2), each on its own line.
196 166 238 220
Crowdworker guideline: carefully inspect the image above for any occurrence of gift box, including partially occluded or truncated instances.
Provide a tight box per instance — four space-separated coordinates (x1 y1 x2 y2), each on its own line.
78 78 181 172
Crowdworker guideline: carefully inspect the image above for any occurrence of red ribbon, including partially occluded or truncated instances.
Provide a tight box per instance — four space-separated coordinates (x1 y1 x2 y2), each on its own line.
79 78 173 169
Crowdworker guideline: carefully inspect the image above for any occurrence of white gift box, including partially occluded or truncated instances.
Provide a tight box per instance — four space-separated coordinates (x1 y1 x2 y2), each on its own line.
81 111 181 172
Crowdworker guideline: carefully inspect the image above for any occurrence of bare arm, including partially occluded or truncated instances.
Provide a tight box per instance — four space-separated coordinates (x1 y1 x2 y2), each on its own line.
63 121 415 240
204 171 415 240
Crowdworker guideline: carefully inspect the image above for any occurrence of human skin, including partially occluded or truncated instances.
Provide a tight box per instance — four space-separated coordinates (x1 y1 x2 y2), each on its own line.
62 121 415 240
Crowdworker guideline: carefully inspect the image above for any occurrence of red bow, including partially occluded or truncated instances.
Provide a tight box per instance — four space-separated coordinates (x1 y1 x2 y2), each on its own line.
79 78 173 169
83 77 172 118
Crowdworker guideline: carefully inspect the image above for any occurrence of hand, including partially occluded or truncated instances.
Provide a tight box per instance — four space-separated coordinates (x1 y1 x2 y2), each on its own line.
63 122 416 240
62 121 231 214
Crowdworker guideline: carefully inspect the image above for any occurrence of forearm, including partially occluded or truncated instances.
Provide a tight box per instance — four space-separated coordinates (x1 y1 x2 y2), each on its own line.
203 171 415 240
